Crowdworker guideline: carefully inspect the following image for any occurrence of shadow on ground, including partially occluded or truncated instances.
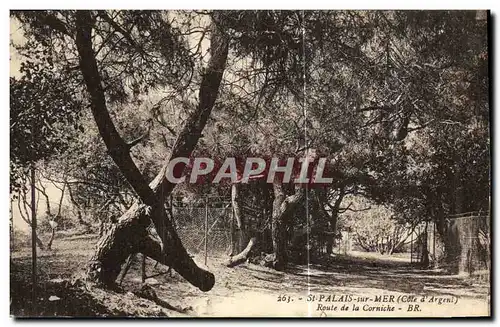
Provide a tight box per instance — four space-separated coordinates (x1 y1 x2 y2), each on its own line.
10 233 489 317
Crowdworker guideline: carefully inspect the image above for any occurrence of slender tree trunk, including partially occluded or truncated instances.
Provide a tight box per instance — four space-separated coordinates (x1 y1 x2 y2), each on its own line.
421 222 429 268
231 183 247 254
56 182 66 218
318 187 344 255
46 225 56 250
36 180 51 217
67 184 92 230
10 198 14 250
17 192 45 250
98 219 105 238
271 182 287 270
261 183 273 253
45 182 65 249
325 211 338 255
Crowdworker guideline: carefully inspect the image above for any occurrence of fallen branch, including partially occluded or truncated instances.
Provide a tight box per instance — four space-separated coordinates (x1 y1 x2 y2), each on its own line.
226 237 257 268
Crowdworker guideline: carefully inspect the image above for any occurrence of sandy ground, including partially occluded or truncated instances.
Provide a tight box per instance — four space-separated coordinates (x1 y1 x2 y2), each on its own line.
10 232 490 318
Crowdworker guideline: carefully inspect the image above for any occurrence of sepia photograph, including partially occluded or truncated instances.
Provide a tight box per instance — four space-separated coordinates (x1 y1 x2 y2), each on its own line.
9 9 491 318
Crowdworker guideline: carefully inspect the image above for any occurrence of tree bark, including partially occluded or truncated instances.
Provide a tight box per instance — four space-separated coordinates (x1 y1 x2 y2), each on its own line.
17 194 45 250
271 182 287 270
46 224 56 250
67 183 92 230
318 187 344 255
420 222 430 268
56 182 66 219
270 182 305 270
231 183 247 254
35 180 51 217
74 10 229 290
34 235 45 250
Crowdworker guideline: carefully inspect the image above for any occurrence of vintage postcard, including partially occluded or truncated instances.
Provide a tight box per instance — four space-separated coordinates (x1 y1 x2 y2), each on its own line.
9 9 490 318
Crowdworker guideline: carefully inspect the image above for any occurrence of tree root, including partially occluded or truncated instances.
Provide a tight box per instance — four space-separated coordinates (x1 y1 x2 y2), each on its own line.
133 284 191 314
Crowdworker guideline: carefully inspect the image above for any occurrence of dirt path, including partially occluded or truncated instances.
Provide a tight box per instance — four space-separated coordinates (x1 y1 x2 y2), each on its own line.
166 255 489 317
10 233 490 317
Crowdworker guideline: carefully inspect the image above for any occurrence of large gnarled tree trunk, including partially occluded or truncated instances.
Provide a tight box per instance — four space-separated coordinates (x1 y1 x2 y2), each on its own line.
317 186 345 255
74 11 229 290
226 182 306 270
269 182 305 270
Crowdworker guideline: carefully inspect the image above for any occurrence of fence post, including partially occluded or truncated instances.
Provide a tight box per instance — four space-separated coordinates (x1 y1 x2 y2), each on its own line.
230 205 234 256
204 197 208 266
345 231 349 255
30 164 37 312
141 254 146 283
261 208 266 253
410 230 414 264
433 222 436 263
10 198 13 250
